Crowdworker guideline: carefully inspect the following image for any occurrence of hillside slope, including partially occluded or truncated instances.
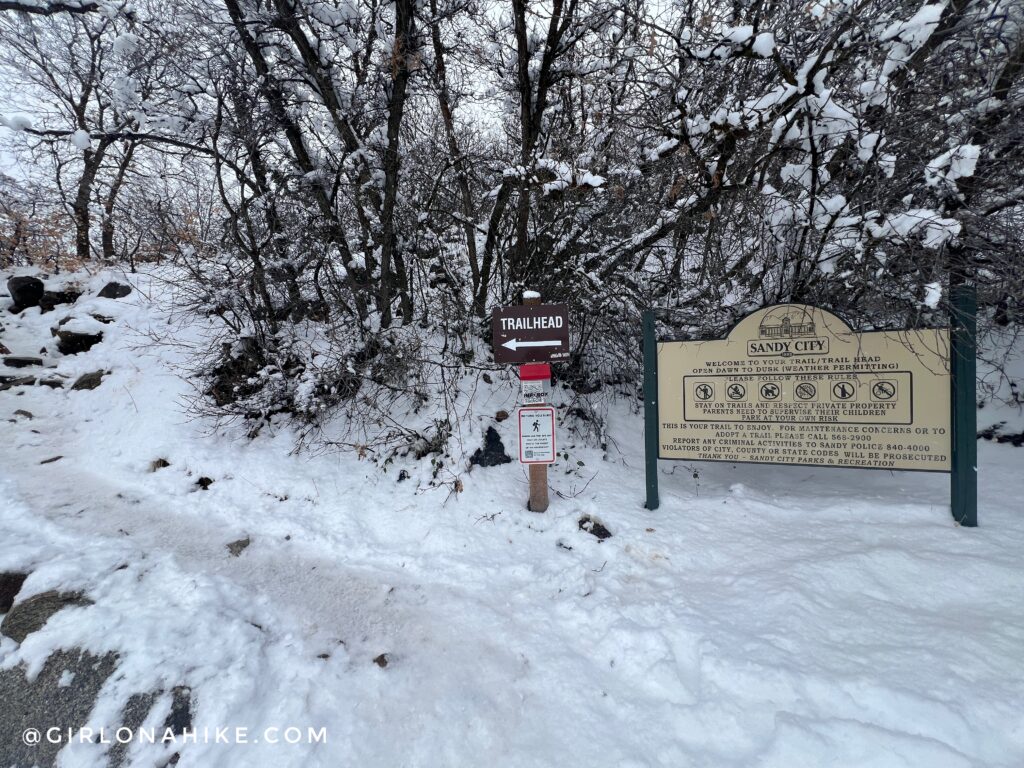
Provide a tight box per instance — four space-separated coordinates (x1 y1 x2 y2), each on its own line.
1 268 1023 768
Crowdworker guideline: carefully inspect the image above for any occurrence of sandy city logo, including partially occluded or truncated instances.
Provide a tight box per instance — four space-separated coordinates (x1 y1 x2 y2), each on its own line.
747 307 830 357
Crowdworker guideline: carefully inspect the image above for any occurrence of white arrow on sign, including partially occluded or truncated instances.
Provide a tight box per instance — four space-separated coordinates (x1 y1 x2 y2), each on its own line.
502 338 562 351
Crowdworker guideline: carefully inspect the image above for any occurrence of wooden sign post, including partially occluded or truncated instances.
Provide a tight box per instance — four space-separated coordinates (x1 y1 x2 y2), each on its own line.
491 292 567 512
522 293 549 512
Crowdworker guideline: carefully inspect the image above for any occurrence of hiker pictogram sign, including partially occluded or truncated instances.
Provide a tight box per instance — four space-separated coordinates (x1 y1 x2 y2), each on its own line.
518 407 556 464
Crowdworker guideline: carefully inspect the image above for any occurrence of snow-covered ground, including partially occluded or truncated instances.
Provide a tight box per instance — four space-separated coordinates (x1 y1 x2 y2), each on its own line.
1 268 1023 768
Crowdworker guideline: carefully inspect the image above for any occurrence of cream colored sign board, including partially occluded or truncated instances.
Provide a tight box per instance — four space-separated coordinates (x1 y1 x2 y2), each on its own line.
658 305 951 471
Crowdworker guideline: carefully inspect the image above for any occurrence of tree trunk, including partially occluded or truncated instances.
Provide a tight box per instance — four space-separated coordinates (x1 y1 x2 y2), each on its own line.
428 0 481 315
101 142 135 261
377 0 418 327
71 143 107 263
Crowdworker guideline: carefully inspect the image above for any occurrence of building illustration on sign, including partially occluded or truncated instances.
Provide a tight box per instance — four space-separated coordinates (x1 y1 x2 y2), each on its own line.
758 307 816 338
656 304 951 472
748 307 829 357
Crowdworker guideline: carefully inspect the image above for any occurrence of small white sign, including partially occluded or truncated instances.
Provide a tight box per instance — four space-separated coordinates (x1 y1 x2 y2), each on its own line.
521 379 548 404
518 407 556 464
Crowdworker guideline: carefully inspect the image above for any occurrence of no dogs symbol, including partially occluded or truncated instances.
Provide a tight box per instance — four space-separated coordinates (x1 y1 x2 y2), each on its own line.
760 382 781 401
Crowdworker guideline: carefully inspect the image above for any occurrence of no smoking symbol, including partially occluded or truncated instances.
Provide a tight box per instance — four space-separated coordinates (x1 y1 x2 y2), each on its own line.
872 381 896 400
760 382 781 400
727 383 746 400
795 382 816 400
695 383 714 401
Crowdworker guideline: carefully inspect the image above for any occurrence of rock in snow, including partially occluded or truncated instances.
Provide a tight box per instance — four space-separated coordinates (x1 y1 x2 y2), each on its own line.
0 590 92 643
0 375 35 391
470 426 512 467
2 356 43 368
0 649 117 768
0 571 27 613
578 514 613 540
226 536 250 556
6 276 44 312
38 290 81 314
57 330 103 355
97 281 132 299
70 371 106 391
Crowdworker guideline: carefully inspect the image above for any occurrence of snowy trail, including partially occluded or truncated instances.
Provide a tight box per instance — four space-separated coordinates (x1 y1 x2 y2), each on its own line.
2 271 1024 767
4 433 1024 767
1 458 416 664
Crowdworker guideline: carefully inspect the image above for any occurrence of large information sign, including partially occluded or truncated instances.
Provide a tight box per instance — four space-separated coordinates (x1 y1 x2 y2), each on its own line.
657 305 951 471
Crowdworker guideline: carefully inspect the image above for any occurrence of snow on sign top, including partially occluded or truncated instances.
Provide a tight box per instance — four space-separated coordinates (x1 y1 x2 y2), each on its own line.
492 304 570 364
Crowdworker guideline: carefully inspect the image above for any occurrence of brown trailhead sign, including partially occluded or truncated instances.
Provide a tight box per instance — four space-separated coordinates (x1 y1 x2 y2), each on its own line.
658 304 951 472
492 304 570 364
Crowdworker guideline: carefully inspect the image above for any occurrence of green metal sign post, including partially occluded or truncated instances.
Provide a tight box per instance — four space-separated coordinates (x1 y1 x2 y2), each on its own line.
642 310 660 510
950 283 978 527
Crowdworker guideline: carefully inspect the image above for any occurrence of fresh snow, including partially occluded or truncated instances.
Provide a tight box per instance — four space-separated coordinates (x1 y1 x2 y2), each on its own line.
879 2 946 79
723 25 754 45
648 138 679 161
1 268 1023 767
868 209 962 249
70 130 92 151
857 132 882 162
112 34 140 56
925 144 981 187
0 114 34 132
880 2 946 46
752 32 776 58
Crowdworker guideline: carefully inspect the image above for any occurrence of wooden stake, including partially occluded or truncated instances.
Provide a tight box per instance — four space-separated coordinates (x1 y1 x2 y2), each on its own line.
524 291 549 513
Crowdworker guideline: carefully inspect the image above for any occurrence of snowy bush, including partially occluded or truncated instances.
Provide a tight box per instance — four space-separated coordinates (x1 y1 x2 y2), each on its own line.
1 0 1022 451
